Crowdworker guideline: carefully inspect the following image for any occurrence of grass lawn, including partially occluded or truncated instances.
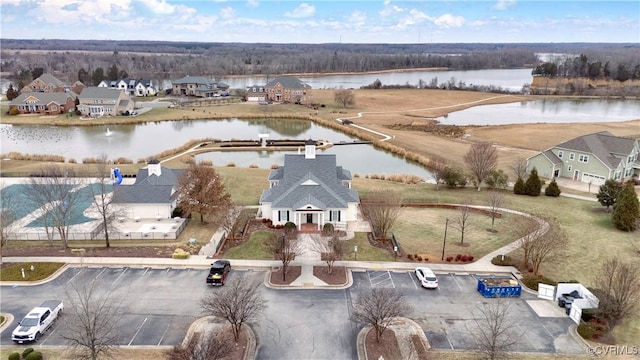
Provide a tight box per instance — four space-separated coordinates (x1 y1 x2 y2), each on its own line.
223 230 274 260
342 232 395 262
0 262 66 281
392 208 518 262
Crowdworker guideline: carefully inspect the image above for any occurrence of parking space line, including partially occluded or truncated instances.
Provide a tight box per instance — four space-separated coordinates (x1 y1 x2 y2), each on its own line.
443 329 455 350
128 317 148 346
540 322 555 338
142 268 150 276
449 274 463 290
389 272 395 288
92 268 107 282
408 272 418 289
157 323 171 346
66 268 84 284
111 267 128 288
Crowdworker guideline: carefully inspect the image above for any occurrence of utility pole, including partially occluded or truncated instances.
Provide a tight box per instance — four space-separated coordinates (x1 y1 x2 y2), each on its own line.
441 218 449 261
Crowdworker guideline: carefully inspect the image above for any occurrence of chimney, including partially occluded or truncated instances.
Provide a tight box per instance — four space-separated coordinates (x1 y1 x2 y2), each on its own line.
148 159 162 176
304 139 316 159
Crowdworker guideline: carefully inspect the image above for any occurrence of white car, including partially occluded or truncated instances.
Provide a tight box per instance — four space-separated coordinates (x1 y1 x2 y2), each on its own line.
415 267 438 289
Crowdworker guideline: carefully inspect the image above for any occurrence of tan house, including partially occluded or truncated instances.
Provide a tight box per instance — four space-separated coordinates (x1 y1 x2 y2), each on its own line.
20 73 68 93
9 92 76 115
265 76 311 104
171 76 229 97
77 87 133 117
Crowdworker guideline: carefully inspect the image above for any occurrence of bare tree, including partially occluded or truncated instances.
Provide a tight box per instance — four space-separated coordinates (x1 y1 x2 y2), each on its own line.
176 162 231 223
334 89 355 108
166 330 233 360
60 281 124 360
468 300 521 360
452 205 473 245
429 156 449 190
265 231 303 281
486 191 504 232
511 216 547 270
24 165 88 248
200 275 267 341
220 204 249 241
464 142 498 191
594 258 640 327
310 234 345 274
0 189 17 261
510 157 529 180
88 154 119 248
528 222 568 275
362 191 402 241
351 288 411 342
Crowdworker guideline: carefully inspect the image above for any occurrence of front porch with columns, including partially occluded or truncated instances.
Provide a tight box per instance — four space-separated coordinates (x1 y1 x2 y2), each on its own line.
295 210 324 231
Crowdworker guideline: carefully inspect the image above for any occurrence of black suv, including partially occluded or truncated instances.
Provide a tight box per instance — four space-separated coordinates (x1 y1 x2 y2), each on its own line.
206 260 231 286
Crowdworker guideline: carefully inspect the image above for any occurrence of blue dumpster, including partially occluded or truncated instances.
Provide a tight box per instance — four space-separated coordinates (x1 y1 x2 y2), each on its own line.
477 276 522 298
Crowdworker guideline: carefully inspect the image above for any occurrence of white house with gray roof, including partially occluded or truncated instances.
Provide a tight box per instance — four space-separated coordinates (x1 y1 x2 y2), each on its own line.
78 87 133 117
527 131 640 185
111 160 184 219
259 140 360 231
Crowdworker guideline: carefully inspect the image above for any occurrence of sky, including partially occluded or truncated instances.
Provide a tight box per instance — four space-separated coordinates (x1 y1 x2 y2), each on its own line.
1 0 639 44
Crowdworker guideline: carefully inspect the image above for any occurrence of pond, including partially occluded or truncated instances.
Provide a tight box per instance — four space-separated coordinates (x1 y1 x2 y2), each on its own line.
0 118 434 180
437 99 640 125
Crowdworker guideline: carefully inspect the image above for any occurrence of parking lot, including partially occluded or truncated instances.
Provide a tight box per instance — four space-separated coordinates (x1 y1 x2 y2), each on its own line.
1 267 585 357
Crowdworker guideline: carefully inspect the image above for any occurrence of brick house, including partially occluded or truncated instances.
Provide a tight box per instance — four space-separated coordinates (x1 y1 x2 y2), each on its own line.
77 87 133 117
9 92 76 115
264 76 311 104
20 73 68 93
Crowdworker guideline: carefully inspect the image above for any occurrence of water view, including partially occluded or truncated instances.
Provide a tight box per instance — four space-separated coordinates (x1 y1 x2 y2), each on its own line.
437 99 640 126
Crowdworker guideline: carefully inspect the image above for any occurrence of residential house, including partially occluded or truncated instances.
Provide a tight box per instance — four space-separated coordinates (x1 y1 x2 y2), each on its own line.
111 160 184 219
527 131 640 185
246 84 267 102
77 87 133 117
20 73 67 93
171 76 229 97
264 76 311 104
98 78 158 97
259 140 360 231
9 92 76 115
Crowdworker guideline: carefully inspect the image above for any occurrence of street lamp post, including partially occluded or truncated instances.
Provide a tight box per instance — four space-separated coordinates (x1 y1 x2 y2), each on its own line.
441 218 449 261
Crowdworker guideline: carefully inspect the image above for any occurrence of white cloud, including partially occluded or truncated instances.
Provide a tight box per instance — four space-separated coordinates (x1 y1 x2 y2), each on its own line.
284 3 315 18
220 6 236 19
32 0 132 24
139 0 176 15
493 0 516 11
347 10 367 25
379 4 403 17
247 0 259 8
434 14 465 28
383 0 391 5
1 0 22 6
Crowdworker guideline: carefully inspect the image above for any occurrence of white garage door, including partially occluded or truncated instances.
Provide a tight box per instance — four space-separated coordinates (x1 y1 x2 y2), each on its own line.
247 96 263 102
582 173 606 185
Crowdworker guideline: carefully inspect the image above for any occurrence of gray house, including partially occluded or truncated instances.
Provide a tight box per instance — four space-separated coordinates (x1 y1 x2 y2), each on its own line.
112 160 184 219
78 87 133 117
259 140 360 231
171 76 229 97
527 131 640 185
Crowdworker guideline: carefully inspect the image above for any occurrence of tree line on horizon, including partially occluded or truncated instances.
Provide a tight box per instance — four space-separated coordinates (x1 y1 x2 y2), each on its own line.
2 40 638 87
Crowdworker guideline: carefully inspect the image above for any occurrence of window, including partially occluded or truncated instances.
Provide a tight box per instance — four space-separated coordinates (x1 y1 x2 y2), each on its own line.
557 151 563 158
625 168 633 177
579 154 589 163
614 170 621 180
567 165 572 172
329 210 341 222
278 210 289 222
569 153 575 160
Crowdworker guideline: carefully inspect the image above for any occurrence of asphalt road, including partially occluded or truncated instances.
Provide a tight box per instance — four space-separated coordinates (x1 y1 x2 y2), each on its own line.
0 266 585 358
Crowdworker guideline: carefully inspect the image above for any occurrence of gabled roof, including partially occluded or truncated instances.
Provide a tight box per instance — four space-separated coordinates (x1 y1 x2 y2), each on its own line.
266 76 311 89
9 92 73 105
540 149 562 165
36 73 65 87
172 76 213 86
79 87 124 99
112 167 184 204
260 154 359 209
555 131 637 169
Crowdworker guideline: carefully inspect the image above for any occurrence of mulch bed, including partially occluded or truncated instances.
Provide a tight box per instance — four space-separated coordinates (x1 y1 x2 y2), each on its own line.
269 265 301 285
365 328 402 360
313 266 347 285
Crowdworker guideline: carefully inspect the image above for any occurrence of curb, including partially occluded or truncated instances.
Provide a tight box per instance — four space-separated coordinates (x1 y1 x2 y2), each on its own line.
264 266 354 290
181 315 257 360
0 313 15 336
